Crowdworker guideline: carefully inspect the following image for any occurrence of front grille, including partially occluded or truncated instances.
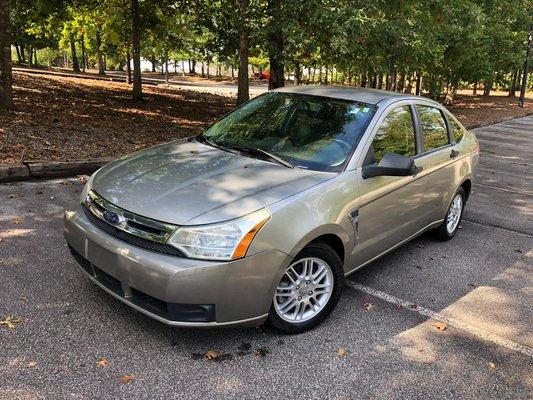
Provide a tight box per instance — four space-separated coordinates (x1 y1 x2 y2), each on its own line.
68 246 215 323
82 204 184 257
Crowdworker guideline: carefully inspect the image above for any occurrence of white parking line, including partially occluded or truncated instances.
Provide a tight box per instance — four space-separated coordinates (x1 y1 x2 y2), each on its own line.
346 281 533 358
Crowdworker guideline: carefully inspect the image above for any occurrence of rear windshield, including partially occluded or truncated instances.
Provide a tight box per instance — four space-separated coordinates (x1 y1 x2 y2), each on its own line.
202 92 376 172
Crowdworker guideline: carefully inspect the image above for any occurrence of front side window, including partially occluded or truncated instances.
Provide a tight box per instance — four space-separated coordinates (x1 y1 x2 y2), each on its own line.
417 105 449 151
371 105 416 163
202 92 376 172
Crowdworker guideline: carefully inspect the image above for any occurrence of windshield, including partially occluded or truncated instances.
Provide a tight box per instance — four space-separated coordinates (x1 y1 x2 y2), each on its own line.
201 92 376 172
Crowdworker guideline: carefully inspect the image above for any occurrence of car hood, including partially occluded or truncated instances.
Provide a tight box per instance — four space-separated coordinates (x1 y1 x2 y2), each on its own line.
91 139 333 225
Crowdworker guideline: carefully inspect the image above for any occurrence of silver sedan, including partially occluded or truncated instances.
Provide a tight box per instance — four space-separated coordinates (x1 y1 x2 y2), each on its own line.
64 86 479 333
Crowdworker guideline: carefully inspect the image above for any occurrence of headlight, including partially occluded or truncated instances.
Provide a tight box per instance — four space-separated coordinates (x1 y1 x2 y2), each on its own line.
167 209 271 261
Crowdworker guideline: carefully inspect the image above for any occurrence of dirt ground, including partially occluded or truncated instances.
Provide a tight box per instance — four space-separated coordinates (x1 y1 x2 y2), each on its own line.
0 72 531 163
0 72 234 163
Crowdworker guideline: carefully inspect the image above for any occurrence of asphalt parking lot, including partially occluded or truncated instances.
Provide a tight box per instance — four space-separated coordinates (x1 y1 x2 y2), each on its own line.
1 116 531 400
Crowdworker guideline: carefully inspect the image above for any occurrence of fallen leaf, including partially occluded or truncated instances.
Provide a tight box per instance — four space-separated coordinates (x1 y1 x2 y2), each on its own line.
204 350 220 360
417 243 424 248
12 217 22 225
8 194 16 199
414 263 423 270
0 315 23 329
96 358 110 368
395 304 402 311
363 303 375 311
489 362 496 369
514 248 523 254
120 374 135 383
27 361 38 367
422 359 434 365
337 348 347 357
251 348 269 357
432 322 447 331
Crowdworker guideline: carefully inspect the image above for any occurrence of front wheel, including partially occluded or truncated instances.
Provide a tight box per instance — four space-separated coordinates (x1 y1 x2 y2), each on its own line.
267 242 344 333
433 187 466 241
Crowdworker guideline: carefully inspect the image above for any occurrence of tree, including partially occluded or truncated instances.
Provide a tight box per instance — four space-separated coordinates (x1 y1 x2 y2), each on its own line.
131 0 142 99
237 0 250 104
0 0 13 110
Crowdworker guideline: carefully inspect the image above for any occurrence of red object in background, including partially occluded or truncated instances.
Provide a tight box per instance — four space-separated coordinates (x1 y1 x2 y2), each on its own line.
254 71 271 80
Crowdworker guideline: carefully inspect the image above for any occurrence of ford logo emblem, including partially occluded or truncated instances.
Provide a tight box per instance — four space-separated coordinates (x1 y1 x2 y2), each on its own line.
103 210 123 225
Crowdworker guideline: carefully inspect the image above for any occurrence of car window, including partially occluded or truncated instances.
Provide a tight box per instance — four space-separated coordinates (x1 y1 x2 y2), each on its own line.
371 105 416 163
202 92 376 172
448 116 464 143
417 105 449 151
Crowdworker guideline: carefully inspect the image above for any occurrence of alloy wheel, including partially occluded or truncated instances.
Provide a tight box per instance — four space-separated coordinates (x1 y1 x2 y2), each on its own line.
273 257 334 323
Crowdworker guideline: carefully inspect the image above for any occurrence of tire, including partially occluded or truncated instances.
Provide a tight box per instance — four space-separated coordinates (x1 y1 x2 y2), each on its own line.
267 242 344 333
433 187 466 241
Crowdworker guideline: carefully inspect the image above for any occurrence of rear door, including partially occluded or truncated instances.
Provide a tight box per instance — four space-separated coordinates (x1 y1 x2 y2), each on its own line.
414 104 455 222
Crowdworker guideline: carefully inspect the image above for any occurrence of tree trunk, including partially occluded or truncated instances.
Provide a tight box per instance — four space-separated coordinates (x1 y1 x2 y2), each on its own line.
237 0 250 105
131 0 142 100
206 62 210 78
294 61 300 85
20 44 25 63
483 80 492 96
80 36 86 72
69 34 81 73
361 72 367 88
164 51 169 83
473 81 477 95
188 59 192 73
14 44 21 63
96 31 105 75
150 55 156 72
0 0 13 111
267 0 284 89
125 49 132 84
415 72 421 95
33 48 37 65
181 60 185 76
378 73 383 90
508 69 518 97
28 44 33 67
201 62 205 77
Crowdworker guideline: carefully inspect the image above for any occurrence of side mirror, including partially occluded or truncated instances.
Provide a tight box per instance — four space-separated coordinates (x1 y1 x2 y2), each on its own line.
362 153 420 179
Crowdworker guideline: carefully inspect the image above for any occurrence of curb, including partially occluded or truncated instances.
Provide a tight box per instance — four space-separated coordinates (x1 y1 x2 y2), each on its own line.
0 157 114 183
464 111 533 130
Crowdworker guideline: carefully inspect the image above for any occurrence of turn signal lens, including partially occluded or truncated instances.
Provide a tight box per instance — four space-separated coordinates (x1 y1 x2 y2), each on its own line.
232 216 270 259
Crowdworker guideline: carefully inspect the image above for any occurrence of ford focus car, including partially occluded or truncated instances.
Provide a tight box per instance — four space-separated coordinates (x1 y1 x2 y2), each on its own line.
64 86 479 333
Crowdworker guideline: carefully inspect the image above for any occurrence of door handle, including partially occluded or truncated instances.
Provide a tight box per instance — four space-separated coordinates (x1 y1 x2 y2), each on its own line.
450 149 459 159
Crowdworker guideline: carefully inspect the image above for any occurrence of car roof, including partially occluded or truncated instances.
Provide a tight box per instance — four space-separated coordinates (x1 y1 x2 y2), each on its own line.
274 85 414 105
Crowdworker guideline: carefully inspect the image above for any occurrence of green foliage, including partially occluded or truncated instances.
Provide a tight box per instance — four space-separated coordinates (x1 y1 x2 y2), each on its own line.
9 0 533 95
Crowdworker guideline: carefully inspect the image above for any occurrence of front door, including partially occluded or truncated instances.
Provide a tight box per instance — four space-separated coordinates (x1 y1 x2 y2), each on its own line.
351 104 431 267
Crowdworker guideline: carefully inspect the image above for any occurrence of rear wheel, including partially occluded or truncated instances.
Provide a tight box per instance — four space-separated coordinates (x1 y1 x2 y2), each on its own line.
433 187 466 241
267 242 344 333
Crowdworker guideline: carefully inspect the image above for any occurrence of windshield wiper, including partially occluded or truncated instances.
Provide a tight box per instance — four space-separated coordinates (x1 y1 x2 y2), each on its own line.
229 145 295 168
195 135 238 154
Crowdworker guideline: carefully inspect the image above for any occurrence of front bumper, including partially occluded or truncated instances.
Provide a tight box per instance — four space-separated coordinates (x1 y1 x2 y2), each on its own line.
63 203 291 327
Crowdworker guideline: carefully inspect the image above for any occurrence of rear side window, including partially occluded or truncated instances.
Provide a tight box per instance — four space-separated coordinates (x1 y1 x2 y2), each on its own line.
417 105 449 152
372 106 416 162
448 117 464 143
